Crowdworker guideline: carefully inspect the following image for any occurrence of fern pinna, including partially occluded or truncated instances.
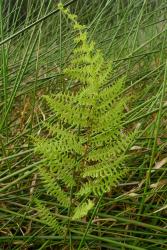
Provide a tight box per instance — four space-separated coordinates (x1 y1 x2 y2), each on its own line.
33 3 134 232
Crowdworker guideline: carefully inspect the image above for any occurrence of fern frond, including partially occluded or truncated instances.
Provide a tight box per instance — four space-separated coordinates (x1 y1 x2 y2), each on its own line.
72 40 95 55
34 137 60 161
34 198 64 234
90 130 120 147
78 166 128 196
72 200 94 220
33 4 135 231
99 77 125 104
44 94 91 127
46 124 84 154
39 167 70 207
43 94 74 119
92 102 125 133
83 156 127 178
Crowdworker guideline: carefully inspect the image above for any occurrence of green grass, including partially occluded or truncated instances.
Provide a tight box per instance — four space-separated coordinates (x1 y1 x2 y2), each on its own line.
0 0 167 249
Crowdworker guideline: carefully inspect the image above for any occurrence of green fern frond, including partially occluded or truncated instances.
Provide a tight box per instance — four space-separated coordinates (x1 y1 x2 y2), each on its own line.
32 4 135 231
72 200 94 220
39 166 70 207
92 103 125 133
34 198 64 234
78 166 128 196
57 167 76 188
99 77 125 103
83 156 127 178
34 137 60 161
44 94 90 127
45 124 84 154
